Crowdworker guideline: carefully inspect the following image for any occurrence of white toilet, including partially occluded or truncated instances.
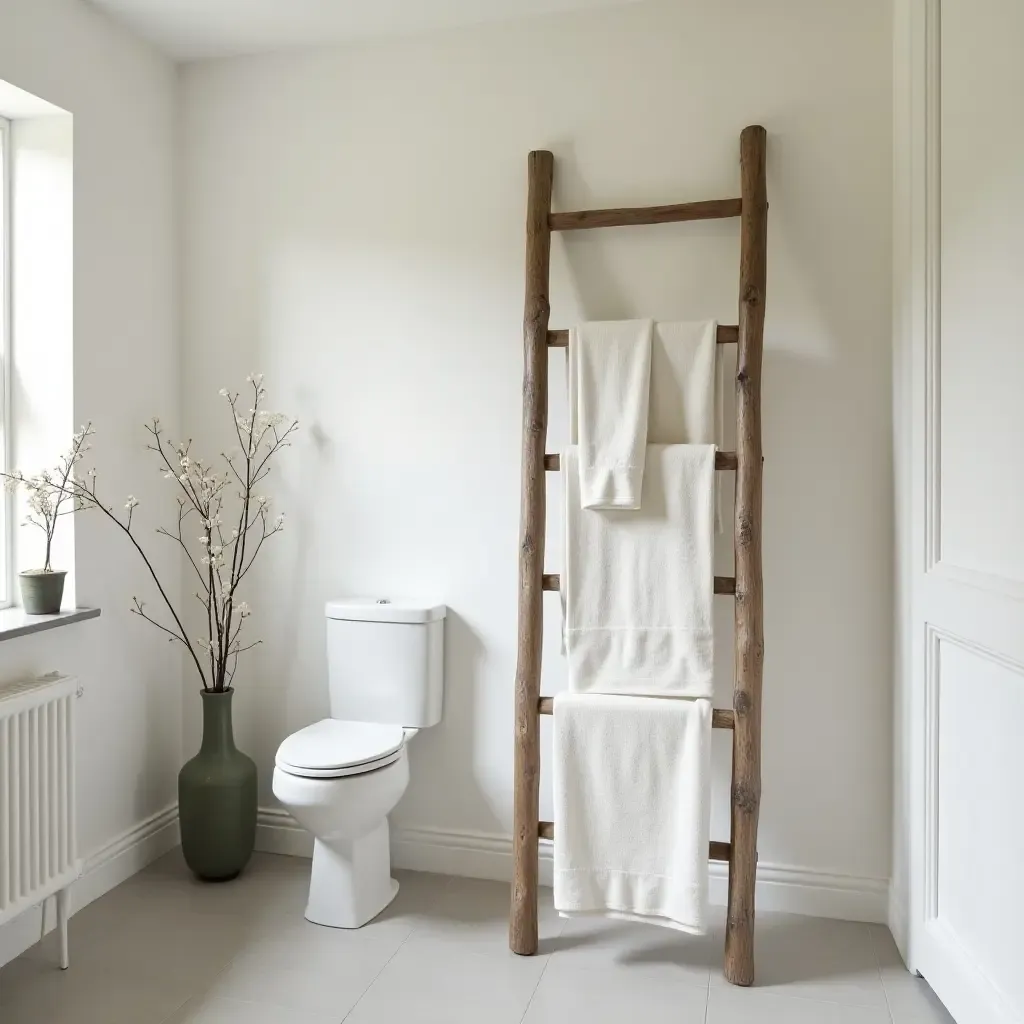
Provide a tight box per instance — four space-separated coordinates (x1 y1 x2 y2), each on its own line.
272 598 445 928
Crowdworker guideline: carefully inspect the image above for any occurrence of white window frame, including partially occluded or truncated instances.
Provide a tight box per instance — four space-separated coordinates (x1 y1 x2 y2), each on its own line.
0 115 11 608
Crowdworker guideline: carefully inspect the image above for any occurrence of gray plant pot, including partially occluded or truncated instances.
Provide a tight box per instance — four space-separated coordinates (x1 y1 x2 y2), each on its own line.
178 688 257 881
19 570 67 615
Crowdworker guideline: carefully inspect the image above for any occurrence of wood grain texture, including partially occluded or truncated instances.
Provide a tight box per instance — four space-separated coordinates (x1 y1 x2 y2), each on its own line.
723 125 768 988
543 452 738 472
547 325 738 348
539 822 731 863
510 151 554 958
549 198 741 231
537 696 734 730
541 574 735 595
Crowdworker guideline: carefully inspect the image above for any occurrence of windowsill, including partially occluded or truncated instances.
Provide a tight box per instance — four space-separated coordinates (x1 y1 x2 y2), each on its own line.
0 606 100 642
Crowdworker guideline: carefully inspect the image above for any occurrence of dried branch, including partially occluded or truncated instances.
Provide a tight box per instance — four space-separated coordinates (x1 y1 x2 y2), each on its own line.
61 379 297 693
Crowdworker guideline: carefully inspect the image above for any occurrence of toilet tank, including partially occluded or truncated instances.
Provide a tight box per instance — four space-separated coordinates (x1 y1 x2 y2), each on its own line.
325 599 445 728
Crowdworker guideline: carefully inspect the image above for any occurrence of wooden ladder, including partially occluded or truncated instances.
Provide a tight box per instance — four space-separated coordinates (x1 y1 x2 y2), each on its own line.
509 125 767 987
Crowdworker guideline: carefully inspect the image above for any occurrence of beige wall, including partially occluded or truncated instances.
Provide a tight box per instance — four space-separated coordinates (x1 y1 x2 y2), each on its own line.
0 0 180 963
180 0 893 909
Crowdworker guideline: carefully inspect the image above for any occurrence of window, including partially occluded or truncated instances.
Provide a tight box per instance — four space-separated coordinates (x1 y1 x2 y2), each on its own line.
0 84 75 617
0 115 10 607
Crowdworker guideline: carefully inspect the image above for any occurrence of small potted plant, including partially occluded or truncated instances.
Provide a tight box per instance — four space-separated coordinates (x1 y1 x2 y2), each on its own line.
2 426 94 614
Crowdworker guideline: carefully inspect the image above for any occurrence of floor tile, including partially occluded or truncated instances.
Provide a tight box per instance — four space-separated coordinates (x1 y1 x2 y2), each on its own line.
709 912 889 1010
2 851 966 1024
707 985 893 1023
20 852 304 986
0 955 187 1024
549 914 716 988
868 924 906 970
867 924 955 1023
136 850 314 927
201 915 408 1017
370 869 454 932
880 968 956 1023
412 876 565 954
523 959 709 1023
344 939 547 1024
162 994 339 1024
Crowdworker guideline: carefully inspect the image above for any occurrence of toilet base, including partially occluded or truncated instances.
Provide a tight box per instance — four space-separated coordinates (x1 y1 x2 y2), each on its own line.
304 820 400 929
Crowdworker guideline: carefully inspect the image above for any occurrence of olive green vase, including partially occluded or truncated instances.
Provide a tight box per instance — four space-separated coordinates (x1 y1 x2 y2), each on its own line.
178 688 257 881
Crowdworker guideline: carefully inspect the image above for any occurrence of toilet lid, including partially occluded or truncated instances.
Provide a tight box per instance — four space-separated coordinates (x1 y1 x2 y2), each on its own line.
275 719 405 777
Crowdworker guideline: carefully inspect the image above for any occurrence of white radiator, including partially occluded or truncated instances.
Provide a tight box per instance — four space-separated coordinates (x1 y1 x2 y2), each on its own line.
0 673 80 967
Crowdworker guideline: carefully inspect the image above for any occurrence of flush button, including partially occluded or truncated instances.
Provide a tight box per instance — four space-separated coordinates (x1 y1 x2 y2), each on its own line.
376 598 391 605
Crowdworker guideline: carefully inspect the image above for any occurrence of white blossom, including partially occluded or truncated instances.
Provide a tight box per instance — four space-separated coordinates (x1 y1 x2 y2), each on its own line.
47 383 298 689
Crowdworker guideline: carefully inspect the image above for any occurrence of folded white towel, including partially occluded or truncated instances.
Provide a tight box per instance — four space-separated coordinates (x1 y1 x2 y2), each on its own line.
553 692 712 934
649 319 725 532
563 444 715 698
568 318 725 525
570 320 653 510
648 320 717 444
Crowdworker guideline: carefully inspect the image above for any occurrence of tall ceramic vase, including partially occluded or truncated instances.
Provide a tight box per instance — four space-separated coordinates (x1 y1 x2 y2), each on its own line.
178 688 257 881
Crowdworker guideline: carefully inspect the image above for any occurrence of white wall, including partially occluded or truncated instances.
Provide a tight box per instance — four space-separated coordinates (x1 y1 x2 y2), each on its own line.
0 0 180 963
180 0 893 907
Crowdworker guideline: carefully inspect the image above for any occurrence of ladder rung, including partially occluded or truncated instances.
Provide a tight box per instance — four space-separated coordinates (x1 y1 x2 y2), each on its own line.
542 573 735 595
547 325 738 348
539 821 731 862
549 198 742 232
543 452 737 472
538 696 734 730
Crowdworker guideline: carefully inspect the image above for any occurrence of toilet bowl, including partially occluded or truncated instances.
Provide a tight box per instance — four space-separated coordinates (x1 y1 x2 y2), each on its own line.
275 598 445 930
272 719 413 928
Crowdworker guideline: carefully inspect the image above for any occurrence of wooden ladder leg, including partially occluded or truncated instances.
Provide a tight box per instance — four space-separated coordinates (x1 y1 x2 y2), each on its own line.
724 124 768 987
510 150 554 956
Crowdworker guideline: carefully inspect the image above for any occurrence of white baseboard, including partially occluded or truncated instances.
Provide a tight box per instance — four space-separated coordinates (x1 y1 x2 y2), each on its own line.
0 803 179 968
257 806 313 858
255 808 888 924
705 860 888 924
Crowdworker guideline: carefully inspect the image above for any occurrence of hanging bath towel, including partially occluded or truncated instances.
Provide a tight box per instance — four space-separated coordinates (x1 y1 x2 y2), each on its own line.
553 691 713 934
562 444 715 698
570 319 653 510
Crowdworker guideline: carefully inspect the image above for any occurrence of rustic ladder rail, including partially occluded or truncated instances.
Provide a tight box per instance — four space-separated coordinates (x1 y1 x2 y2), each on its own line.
509 125 767 987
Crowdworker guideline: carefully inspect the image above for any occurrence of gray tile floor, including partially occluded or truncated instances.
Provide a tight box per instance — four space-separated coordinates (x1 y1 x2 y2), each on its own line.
0 851 955 1023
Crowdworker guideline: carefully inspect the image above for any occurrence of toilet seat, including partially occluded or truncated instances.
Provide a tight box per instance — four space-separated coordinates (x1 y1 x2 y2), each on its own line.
276 719 406 779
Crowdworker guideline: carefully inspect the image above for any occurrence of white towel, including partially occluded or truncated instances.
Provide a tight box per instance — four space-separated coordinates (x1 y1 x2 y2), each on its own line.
569 318 725 527
553 692 712 934
570 320 653 510
563 444 715 698
649 319 726 532
648 320 717 444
